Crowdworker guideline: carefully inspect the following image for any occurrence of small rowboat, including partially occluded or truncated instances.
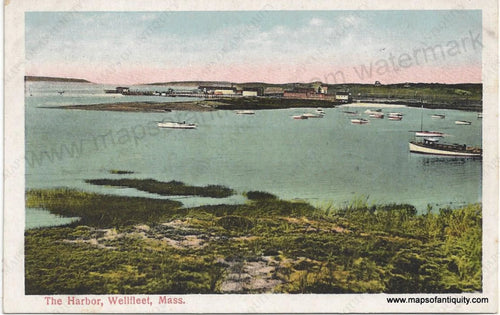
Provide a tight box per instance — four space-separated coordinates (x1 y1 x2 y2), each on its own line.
364 109 382 114
351 118 369 124
388 112 403 121
388 112 403 117
157 121 197 129
369 113 384 119
388 115 402 121
302 113 324 118
342 110 358 115
431 114 445 119
293 115 308 120
235 110 255 115
455 120 472 125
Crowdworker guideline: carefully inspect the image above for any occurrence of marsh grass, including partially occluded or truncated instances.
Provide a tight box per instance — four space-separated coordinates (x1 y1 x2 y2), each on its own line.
245 191 278 201
25 186 482 295
85 178 234 198
26 188 182 228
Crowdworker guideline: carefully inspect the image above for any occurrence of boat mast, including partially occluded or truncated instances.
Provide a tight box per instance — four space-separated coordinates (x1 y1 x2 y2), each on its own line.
420 105 424 132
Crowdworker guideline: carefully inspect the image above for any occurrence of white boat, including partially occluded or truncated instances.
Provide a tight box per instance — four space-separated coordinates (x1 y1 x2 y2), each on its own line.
235 110 255 115
342 109 358 115
302 112 324 118
413 105 444 137
415 131 445 137
316 108 325 114
455 120 472 125
409 138 482 157
388 116 403 121
388 112 403 117
388 112 403 121
477 113 483 118
369 113 384 119
293 115 308 120
351 118 369 124
364 109 382 115
431 114 445 119
157 121 197 129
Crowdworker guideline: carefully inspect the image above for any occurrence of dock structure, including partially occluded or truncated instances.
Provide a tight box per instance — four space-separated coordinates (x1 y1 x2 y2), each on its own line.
109 89 251 99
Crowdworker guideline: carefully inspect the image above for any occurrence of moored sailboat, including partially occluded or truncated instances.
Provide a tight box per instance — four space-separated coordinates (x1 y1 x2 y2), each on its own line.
413 106 444 137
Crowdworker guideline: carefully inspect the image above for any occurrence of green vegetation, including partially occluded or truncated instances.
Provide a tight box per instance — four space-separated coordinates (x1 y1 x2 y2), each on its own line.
25 187 482 294
24 75 91 83
201 82 482 110
108 169 134 174
245 191 278 201
50 82 482 113
146 81 482 111
330 83 482 111
26 189 182 228
85 178 234 198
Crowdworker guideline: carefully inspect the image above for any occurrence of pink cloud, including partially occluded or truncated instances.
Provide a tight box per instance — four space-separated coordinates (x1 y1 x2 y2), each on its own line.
26 62 481 85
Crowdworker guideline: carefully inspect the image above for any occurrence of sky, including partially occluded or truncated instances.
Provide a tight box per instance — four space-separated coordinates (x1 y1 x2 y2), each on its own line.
25 11 482 84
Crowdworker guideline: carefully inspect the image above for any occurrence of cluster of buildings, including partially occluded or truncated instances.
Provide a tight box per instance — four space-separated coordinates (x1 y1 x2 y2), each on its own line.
105 84 352 103
198 85 259 96
281 86 350 103
104 86 130 94
198 84 352 103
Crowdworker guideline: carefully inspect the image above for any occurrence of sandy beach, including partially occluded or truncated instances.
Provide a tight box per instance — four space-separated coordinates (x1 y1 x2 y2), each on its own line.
338 103 407 108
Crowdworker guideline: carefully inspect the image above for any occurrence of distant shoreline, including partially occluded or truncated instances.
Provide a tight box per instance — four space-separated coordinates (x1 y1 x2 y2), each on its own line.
42 96 481 112
25 76 91 83
27 77 482 112
41 101 216 112
41 98 342 112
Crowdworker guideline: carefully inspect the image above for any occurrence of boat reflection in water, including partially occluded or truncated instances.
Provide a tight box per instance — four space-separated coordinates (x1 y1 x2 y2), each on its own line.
419 156 474 166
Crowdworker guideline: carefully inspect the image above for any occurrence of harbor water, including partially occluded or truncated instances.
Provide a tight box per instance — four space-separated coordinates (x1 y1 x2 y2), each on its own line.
25 81 483 228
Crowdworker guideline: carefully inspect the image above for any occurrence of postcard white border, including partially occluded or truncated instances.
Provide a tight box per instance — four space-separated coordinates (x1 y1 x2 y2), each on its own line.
4 0 498 313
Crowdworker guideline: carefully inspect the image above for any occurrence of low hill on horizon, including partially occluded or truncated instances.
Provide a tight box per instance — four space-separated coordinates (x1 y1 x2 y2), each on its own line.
25 76 92 83
24 76 481 89
147 80 481 88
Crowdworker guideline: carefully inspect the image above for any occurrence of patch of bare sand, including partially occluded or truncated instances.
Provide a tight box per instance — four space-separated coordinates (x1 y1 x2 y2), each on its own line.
220 257 285 293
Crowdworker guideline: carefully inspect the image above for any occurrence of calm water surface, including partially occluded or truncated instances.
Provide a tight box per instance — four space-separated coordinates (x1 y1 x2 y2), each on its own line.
25 82 482 228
